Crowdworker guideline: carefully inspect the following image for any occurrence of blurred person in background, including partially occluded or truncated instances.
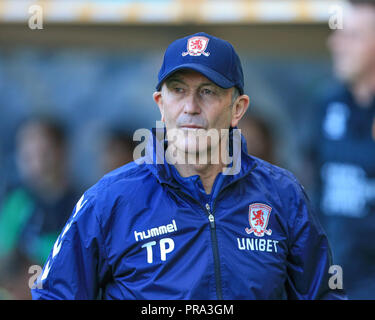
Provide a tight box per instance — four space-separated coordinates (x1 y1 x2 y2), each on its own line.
238 113 276 165
312 0 375 299
0 116 79 299
101 128 137 175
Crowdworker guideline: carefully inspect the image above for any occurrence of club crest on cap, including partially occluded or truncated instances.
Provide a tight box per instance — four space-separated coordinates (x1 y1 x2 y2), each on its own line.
182 36 210 57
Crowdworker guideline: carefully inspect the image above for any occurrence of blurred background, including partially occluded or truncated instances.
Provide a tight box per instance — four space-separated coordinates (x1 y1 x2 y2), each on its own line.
0 0 374 300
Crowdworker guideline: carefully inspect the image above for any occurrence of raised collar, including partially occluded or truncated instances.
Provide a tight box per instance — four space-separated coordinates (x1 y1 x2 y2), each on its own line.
141 126 257 199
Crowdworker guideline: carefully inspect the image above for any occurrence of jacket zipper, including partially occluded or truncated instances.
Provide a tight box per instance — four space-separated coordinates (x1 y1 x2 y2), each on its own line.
205 203 223 300
166 186 223 299
164 162 257 300
201 163 257 300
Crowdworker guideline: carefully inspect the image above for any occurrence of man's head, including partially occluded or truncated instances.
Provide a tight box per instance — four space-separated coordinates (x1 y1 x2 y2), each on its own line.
102 129 136 173
328 1 375 84
153 32 249 158
15 117 68 192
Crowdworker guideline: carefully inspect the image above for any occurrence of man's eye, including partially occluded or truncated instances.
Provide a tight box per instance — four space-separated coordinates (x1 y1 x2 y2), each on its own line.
173 87 184 93
202 88 214 95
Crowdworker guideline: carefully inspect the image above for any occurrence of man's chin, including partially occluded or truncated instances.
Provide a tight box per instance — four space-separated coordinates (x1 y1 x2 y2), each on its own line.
333 64 361 84
175 140 211 155
167 128 211 150
165 140 216 165
180 127 208 136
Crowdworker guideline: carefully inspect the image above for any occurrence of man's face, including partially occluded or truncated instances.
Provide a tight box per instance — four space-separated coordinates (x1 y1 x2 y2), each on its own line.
328 4 375 84
153 70 243 156
16 122 63 185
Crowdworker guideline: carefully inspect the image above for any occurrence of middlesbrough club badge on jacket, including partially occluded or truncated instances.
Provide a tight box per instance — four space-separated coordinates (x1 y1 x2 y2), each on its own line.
246 203 272 237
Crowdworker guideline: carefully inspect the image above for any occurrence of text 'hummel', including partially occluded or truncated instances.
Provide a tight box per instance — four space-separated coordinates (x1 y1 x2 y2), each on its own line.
134 220 178 242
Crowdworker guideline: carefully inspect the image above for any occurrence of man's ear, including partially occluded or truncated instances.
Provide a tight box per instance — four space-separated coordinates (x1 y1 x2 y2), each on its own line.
153 91 164 122
231 94 250 128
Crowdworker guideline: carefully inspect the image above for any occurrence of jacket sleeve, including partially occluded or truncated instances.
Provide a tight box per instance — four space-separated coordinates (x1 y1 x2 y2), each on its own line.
285 183 347 300
31 191 110 300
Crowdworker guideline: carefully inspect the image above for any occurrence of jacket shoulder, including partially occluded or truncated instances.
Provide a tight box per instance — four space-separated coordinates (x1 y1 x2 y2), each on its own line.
250 156 301 189
247 156 308 217
79 161 155 219
91 161 152 193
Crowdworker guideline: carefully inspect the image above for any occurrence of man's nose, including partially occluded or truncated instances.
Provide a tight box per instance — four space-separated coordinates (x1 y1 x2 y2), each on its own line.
183 94 201 114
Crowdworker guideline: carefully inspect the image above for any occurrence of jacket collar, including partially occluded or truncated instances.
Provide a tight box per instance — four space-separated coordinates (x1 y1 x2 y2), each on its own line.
141 126 256 197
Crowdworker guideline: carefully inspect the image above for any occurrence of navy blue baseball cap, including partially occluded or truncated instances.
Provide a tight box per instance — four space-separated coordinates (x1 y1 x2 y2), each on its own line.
156 32 244 95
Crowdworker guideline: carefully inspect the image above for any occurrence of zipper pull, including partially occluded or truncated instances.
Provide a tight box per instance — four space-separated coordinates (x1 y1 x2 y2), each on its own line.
206 203 215 229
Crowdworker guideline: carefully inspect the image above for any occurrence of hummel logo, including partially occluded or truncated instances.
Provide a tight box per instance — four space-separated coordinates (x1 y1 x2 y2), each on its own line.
134 219 178 242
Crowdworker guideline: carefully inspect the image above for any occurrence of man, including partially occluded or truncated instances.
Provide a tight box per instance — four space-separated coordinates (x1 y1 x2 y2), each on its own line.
101 127 136 174
0 117 79 299
31 32 346 300
238 114 276 165
313 0 375 299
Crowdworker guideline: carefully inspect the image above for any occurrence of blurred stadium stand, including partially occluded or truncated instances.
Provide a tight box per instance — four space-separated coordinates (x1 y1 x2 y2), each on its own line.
0 0 348 24
0 0 343 189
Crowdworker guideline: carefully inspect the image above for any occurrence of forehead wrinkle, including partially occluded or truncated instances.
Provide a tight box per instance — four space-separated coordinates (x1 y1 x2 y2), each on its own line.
165 76 186 86
164 71 230 96
166 77 218 90
167 70 213 84
199 82 217 88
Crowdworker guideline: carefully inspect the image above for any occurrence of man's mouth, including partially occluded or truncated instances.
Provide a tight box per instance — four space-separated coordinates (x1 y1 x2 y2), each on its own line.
180 124 204 129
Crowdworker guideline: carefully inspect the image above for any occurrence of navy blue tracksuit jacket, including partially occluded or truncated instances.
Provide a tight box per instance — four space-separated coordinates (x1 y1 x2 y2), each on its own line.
31 128 346 300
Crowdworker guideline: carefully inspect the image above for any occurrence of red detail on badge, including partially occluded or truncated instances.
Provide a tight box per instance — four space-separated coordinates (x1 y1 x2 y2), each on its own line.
245 203 272 237
182 36 210 57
